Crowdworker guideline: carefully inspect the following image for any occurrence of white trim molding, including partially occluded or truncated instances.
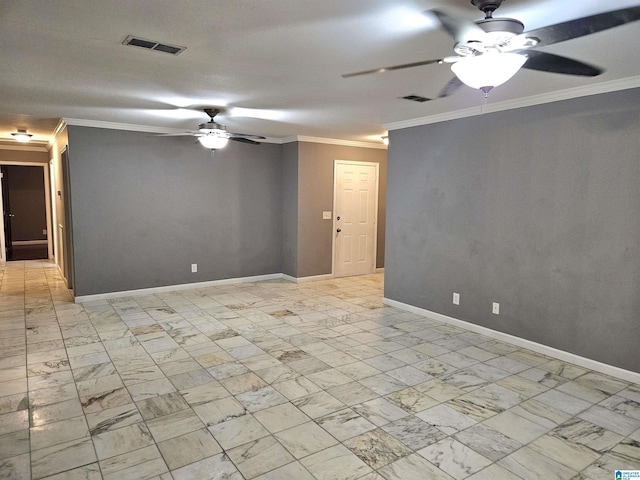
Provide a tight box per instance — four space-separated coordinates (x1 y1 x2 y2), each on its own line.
49 119 68 148
75 272 346 302
383 297 640 384
0 143 49 152
0 160 49 166
12 240 47 246
386 75 640 131
281 273 335 284
61 118 283 144
59 119 388 149
296 273 334 283
281 135 387 150
75 273 293 303
62 118 187 135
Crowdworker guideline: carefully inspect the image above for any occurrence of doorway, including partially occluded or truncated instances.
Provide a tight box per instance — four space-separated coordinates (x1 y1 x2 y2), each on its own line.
333 160 379 277
0 164 50 261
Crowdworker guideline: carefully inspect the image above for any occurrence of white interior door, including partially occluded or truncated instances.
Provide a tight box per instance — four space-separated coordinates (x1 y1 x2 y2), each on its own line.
333 160 379 277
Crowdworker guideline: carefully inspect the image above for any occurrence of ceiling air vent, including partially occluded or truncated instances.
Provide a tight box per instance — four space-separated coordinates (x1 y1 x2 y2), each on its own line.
122 35 186 55
401 94 431 103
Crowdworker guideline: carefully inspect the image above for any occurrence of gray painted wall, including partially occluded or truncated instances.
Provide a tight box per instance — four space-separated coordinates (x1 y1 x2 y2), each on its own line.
281 142 299 277
6 165 47 241
385 87 640 372
67 126 283 296
297 142 387 278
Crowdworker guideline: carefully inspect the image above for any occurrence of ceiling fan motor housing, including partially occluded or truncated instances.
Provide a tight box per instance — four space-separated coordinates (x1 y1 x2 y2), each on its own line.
476 17 524 35
198 121 227 133
471 0 504 17
455 17 525 55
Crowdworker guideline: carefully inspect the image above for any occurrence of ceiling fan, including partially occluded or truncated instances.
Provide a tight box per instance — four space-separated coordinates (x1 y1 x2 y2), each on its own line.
343 1 640 96
159 108 265 150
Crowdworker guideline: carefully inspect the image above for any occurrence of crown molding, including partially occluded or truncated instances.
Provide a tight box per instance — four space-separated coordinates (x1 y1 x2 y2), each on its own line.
62 118 185 134
61 118 283 145
282 135 387 149
48 119 68 148
385 75 640 131
60 120 386 149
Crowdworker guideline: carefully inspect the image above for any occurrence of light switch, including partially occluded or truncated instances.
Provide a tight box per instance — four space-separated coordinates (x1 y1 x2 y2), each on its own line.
322 211 332 220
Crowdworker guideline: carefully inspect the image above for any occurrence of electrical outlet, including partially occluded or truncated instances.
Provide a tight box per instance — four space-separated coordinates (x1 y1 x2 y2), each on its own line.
453 292 460 305
191 264 197 273
42 229 47 236
492 302 500 315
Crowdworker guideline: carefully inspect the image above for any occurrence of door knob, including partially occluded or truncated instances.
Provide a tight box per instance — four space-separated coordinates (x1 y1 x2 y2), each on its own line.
336 228 341 233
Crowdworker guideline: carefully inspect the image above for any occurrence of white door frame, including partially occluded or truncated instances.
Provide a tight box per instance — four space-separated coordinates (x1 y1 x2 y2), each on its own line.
49 160 58 261
332 160 380 277
0 161 54 262
0 170 5 264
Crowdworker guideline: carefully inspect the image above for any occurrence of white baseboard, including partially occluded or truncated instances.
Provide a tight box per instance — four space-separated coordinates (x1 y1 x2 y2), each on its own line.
54 261 72 291
383 297 640 384
12 240 48 246
286 272 384 283
75 270 386 302
75 273 290 303
74 271 342 302
296 274 334 283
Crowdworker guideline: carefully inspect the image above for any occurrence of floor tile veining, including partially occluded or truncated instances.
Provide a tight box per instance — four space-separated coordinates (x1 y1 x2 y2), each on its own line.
1 260 639 479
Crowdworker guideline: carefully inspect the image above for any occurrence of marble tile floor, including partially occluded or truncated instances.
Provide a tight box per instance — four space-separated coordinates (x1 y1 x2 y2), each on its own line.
1 260 639 479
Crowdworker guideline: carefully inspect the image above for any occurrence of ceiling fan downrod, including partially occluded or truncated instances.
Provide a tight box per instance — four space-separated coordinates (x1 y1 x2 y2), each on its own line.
471 0 504 19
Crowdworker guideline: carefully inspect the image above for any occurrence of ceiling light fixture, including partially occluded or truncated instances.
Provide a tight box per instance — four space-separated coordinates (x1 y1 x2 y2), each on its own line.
451 52 527 96
197 132 229 150
197 121 230 151
11 129 33 142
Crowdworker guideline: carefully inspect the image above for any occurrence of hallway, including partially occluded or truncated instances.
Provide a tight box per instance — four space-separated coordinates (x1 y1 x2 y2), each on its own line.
0 260 639 479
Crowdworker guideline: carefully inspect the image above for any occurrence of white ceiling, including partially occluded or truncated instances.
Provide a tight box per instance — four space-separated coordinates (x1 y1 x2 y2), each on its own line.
1 0 639 147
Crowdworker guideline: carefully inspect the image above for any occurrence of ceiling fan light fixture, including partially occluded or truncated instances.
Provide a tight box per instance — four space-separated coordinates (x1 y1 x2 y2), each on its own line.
197 133 229 150
451 52 527 93
11 129 33 142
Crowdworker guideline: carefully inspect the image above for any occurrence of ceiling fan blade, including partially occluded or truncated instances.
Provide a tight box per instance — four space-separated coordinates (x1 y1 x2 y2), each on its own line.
438 77 464 98
428 9 487 44
230 137 261 145
154 132 197 136
342 58 444 78
228 133 266 140
525 6 640 48
521 50 603 76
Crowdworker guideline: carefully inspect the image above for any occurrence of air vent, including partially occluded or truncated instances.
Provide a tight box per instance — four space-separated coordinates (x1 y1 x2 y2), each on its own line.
123 35 186 55
401 94 431 103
